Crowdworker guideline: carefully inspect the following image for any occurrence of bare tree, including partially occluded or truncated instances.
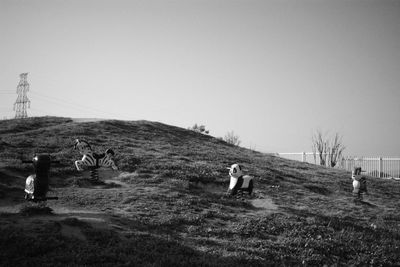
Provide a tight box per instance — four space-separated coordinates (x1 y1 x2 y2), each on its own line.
328 133 345 167
312 130 329 166
224 131 241 146
312 130 345 167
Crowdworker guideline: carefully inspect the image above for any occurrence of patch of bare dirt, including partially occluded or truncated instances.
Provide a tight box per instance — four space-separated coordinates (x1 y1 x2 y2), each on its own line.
250 198 278 211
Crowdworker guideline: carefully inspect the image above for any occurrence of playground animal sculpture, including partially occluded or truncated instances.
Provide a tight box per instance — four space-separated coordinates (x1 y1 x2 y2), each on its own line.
24 154 59 202
226 163 254 196
74 139 118 171
352 167 368 199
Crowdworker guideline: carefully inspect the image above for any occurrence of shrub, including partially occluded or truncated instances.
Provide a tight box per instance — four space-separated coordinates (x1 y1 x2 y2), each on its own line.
188 124 210 135
224 131 241 146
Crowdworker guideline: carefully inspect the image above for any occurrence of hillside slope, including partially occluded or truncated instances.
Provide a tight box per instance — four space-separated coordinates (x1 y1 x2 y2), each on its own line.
0 116 399 266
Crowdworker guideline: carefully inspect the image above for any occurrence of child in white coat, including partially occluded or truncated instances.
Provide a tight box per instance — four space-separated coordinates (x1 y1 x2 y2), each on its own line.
352 167 368 199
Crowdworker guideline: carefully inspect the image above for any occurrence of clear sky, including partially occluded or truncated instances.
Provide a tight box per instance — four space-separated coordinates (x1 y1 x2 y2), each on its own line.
0 0 399 156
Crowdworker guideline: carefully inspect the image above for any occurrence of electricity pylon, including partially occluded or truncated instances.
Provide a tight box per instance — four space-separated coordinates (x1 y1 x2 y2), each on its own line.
14 73 30 119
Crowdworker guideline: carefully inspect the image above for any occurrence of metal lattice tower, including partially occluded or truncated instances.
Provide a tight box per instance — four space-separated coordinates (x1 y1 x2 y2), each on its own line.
14 73 31 119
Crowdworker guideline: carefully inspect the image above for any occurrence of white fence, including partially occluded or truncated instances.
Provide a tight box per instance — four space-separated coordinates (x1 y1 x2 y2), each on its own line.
277 152 400 179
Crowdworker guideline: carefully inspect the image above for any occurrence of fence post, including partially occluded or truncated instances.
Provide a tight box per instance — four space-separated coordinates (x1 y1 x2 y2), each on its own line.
379 157 383 178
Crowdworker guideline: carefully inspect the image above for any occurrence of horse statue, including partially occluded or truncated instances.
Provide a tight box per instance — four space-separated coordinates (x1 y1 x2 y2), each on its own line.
74 139 118 179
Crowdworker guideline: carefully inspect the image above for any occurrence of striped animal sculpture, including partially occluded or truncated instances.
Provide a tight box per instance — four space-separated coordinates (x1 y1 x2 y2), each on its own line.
74 139 118 171
226 163 254 196
352 167 368 198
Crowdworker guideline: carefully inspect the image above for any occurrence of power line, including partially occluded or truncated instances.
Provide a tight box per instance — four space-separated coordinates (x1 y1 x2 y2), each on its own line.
1 74 131 120
29 90 129 119
30 107 58 117
5 73 137 120
29 75 136 119
30 90 109 117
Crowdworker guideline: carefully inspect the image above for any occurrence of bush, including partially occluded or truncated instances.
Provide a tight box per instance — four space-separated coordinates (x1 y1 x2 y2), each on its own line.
188 124 209 135
224 131 241 146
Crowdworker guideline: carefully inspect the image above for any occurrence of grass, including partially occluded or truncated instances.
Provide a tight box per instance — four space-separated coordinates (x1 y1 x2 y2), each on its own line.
0 116 399 266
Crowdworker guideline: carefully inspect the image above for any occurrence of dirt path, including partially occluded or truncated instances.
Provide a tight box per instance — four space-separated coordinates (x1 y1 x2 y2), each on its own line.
0 171 282 246
250 198 278 213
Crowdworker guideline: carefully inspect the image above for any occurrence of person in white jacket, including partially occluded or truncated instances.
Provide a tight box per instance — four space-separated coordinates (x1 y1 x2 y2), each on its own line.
352 167 368 199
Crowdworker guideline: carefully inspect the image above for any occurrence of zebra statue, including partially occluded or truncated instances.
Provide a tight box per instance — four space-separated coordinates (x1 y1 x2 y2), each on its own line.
74 139 118 180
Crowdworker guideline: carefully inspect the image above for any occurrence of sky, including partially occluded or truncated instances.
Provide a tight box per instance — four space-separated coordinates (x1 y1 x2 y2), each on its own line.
0 0 399 156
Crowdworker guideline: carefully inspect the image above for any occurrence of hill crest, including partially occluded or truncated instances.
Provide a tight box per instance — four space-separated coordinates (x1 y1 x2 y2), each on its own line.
0 116 399 266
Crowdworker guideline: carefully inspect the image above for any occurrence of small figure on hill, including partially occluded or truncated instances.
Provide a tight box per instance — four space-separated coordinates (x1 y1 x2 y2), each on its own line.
24 154 58 203
74 139 118 181
226 163 254 197
352 167 368 200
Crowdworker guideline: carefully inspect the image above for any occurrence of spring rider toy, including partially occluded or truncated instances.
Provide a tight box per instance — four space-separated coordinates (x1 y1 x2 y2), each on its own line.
74 139 118 181
226 163 254 197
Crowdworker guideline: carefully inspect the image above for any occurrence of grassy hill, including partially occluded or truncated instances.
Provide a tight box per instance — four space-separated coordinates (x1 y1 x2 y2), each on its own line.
0 116 399 266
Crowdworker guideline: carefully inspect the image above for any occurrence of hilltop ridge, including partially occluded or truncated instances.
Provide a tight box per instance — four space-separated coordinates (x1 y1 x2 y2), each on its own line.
0 116 399 266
